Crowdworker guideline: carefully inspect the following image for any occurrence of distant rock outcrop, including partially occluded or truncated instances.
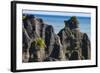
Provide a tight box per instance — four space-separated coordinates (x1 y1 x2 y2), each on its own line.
22 15 91 62
58 16 91 60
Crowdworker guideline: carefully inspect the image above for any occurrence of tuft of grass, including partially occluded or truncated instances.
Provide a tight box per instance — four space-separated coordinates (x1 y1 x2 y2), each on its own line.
36 38 45 49
31 37 46 49
22 16 26 20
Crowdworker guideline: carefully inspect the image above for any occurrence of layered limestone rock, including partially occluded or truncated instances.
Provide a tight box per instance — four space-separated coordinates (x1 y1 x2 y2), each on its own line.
22 15 91 62
58 16 91 60
22 14 65 62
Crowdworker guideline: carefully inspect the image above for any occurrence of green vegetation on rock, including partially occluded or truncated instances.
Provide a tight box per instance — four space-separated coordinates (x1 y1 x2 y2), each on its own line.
70 16 79 25
36 38 45 49
22 15 26 20
31 37 46 49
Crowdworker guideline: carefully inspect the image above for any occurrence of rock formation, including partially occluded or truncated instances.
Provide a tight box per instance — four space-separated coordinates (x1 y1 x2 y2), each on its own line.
22 14 65 62
22 15 91 62
58 16 91 60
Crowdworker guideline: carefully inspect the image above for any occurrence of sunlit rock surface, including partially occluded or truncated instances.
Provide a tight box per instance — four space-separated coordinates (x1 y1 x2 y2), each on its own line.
22 15 91 62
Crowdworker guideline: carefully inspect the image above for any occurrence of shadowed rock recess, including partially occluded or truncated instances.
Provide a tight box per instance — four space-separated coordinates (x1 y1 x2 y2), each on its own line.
22 15 91 62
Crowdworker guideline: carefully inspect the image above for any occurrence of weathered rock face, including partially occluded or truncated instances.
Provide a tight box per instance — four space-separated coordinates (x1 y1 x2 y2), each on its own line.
22 14 65 62
64 16 79 30
58 16 91 60
22 15 91 62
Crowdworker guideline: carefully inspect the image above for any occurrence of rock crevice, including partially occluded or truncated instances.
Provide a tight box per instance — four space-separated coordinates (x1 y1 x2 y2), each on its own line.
22 15 91 62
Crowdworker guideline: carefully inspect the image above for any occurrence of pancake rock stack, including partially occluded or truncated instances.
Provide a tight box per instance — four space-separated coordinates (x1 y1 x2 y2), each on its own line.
22 15 91 62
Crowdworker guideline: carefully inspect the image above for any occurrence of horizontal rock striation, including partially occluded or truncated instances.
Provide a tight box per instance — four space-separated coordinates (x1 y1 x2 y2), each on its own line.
22 15 91 62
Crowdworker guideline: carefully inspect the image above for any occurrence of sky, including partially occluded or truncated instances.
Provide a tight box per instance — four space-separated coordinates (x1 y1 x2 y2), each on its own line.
23 10 91 39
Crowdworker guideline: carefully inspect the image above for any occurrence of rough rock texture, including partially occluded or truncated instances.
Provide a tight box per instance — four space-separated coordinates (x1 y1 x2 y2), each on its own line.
22 15 65 62
58 16 91 60
22 15 91 62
